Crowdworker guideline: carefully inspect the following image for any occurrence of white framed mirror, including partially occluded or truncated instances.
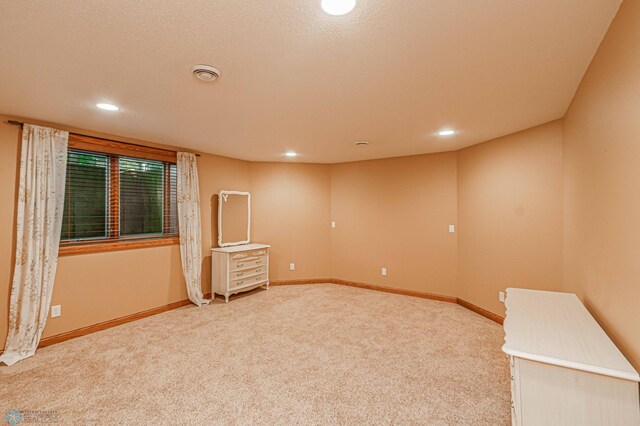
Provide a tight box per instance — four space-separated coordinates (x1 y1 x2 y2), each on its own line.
218 190 251 247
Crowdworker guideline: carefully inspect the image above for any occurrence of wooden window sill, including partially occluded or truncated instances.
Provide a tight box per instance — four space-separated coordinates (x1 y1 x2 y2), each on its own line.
59 236 179 256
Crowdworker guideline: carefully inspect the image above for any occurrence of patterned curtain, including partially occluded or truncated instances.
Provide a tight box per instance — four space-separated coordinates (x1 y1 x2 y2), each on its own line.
0 124 68 366
176 152 209 306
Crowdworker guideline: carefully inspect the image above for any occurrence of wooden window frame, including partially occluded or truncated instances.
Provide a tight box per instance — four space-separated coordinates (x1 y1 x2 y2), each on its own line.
59 134 179 256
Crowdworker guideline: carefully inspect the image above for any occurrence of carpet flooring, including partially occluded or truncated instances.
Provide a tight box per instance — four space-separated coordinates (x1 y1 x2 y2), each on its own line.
1 284 510 425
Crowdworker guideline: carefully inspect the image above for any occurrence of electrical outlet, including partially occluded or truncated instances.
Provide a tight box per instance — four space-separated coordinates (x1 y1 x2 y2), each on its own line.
449 224 455 233
51 305 61 318
331 221 336 229
499 291 505 303
289 263 295 271
381 267 387 276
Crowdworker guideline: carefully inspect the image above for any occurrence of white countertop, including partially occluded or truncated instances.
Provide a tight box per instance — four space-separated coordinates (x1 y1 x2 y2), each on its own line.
211 243 270 253
502 288 639 382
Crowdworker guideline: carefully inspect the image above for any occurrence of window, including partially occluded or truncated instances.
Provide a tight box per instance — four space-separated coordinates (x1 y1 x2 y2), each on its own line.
59 134 179 255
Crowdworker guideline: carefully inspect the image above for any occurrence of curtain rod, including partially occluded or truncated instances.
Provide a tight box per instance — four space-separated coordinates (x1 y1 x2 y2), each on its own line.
7 120 200 157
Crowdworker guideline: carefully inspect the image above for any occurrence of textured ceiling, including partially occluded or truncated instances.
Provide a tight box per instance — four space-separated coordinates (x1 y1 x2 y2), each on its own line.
0 0 621 163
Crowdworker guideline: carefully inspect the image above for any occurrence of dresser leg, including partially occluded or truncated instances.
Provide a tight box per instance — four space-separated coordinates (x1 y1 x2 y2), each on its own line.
224 294 229 303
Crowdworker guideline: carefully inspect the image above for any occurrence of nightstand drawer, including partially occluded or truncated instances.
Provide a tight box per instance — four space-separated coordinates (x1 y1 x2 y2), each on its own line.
230 266 266 280
231 256 266 271
230 252 251 261
230 250 268 261
230 273 267 289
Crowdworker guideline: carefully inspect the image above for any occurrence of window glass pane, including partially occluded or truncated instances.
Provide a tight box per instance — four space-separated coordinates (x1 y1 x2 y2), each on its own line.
119 157 164 236
61 150 109 241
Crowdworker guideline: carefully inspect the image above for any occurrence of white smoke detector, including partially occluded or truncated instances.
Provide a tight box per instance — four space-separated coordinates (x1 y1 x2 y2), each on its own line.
192 65 220 82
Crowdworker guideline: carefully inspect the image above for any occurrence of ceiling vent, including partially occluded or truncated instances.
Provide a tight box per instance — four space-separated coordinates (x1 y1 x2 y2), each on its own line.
192 65 220 82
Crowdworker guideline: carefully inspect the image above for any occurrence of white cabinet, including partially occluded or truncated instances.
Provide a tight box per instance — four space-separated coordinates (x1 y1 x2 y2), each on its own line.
503 288 640 425
211 243 270 303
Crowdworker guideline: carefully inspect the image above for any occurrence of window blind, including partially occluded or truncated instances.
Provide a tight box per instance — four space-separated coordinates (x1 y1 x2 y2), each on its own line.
61 150 109 241
61 149 178 243
119 157 177 237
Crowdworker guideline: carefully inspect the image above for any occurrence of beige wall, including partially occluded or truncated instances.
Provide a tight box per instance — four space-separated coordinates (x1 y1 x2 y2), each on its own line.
330 153 458 296
563 0 640 369
0 118 20 351
194 153 252 296
250 163 332 280
457 121 564 316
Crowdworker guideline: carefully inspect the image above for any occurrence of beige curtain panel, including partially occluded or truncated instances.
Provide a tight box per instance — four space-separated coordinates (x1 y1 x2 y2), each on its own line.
177 152 209 306
0 124 68 366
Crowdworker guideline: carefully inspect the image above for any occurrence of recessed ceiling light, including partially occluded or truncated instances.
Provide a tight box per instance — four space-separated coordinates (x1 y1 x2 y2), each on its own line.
96 103 119 111
438 129 456 136
321 0 356 16
285 151 297 157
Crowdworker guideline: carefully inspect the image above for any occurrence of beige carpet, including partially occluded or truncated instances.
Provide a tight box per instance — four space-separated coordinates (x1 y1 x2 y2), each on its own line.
0 284 510 425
